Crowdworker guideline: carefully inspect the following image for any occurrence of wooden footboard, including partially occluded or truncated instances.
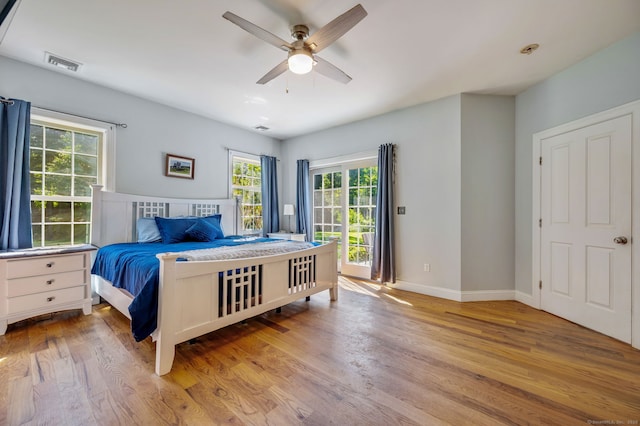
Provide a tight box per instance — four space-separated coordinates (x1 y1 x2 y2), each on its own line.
154 240 337 375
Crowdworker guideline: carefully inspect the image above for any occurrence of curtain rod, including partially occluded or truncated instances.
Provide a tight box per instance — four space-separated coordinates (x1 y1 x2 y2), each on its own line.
34 105 128 128
224 146 280 161
0 98 15 105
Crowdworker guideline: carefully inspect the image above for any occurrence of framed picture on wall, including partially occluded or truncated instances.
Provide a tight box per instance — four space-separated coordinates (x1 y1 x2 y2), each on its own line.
165 153 195 179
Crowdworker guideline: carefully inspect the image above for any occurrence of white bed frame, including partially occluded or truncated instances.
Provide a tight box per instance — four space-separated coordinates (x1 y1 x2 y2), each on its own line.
90 185 338 375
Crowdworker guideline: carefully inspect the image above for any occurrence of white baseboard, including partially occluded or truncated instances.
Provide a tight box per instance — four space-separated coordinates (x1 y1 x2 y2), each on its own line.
388 281 516 303
515 290 538 309
388 280 462 301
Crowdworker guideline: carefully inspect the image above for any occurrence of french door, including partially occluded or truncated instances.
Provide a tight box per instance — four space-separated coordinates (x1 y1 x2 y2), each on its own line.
311 160 377 279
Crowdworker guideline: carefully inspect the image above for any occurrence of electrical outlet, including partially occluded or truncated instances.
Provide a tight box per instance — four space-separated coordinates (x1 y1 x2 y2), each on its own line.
424 263 430 272
397 206 406 215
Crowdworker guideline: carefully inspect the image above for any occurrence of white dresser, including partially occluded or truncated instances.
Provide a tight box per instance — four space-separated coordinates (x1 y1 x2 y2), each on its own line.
267 232 306 241
0 245 95 334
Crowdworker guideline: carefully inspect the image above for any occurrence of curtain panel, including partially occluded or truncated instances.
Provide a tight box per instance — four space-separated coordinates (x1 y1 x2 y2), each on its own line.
0 97 32 250
295 159 312 242
371 143 395 283
260 155 279 235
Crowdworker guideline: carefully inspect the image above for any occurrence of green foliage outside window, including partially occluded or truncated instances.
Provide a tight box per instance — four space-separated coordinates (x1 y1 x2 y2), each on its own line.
313 167 378 265
231 157 262 233
29 122 100 247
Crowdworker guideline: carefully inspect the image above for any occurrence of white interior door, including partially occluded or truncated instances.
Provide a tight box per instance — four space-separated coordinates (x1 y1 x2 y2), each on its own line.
540 115 632 342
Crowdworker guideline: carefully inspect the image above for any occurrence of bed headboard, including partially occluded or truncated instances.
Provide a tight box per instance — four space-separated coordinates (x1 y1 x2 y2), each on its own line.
90 185 239 247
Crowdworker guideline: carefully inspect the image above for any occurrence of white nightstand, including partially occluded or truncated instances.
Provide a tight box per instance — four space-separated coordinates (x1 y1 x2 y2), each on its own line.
0 245 95 335
267 232 306 242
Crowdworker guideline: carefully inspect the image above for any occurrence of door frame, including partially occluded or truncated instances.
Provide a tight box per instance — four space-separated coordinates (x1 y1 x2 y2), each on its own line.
531 99 640 349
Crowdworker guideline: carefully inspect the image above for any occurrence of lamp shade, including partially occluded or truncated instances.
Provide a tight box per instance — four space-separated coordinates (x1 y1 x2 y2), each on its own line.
287 50 313 75
283 204 295 216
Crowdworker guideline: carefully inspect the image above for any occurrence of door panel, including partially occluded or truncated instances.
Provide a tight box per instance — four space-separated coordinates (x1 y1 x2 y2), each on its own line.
311 161 377 279
540 115 632 342
341 165 377 278
312 168 343 270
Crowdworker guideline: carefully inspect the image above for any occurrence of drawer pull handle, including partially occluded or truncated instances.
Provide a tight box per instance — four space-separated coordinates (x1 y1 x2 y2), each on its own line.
46 262 54 268
46 279 54 285
46 296 55 302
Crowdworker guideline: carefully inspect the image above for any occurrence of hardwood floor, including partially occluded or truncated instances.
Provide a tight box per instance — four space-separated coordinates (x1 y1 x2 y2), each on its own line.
1 276 639 425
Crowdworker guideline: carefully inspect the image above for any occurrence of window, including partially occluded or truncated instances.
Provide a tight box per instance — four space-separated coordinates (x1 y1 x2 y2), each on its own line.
230 152 262 233
29 111 113 247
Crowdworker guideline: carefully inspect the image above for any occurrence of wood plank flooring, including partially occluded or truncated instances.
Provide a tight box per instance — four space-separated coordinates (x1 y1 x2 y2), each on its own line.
1 276 639 425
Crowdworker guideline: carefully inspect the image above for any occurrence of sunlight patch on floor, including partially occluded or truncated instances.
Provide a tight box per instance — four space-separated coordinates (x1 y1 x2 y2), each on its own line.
382 293 413 306
339 277 380 298
338 276 413 306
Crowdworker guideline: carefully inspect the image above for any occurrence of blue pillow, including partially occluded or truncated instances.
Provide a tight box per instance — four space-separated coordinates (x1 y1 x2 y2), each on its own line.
154 217 196 244
185 220 218 242
199 214 225 239
137 217 162 243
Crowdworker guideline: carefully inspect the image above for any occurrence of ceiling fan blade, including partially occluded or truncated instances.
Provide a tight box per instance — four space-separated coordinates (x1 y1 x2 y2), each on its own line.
313 56 352 84
306 4 367 53
257 59 289 84
223 11 292 51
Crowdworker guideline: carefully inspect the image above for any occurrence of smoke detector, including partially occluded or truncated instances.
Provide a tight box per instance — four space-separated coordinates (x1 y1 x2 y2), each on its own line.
45 52 82 72
254 125 270 131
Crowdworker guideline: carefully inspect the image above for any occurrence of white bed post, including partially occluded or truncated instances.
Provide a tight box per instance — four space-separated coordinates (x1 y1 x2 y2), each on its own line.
329 240 339 301
155 253 180 376
90 185 104 246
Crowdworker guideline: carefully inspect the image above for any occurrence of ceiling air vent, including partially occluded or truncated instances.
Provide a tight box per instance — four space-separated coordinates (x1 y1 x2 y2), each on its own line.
254 125 270 131
45 52 81 72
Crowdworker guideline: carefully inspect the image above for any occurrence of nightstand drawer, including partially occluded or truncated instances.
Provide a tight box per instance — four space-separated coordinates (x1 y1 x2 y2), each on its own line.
7 270 87 297
7 286 86 314
6 254 86 279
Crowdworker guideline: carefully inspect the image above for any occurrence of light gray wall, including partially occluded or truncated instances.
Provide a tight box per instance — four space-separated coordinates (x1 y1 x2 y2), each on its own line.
461 94 515 292
282 95 464 291
0 55 281 199
514 31 640 296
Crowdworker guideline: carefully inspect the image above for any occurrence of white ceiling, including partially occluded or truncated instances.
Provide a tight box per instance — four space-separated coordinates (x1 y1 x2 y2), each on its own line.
1 0 639 139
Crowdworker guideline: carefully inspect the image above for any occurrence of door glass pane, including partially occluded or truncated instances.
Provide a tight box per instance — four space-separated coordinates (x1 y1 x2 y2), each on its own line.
312 170 342 265
346 166 377 267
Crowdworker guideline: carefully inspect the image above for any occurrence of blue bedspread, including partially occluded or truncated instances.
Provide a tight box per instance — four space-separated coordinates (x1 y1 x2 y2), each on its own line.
91 237 273 341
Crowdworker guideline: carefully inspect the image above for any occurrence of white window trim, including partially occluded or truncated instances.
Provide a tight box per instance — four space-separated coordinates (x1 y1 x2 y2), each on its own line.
309 149 377 170
228 149 263 234
31 108 116 192
227 149 260 199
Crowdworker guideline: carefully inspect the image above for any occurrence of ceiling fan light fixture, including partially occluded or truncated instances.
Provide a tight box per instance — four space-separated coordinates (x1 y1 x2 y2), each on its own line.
288 50 313 75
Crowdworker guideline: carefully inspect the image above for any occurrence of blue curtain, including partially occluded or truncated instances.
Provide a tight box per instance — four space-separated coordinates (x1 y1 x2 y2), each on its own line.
260 155 279 235
296 159 312 242
371 143 395 283
0 98 32 250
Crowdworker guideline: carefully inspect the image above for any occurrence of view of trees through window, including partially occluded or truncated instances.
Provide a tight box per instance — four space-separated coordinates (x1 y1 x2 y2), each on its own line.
313 166 377 266
231 156 262 233
347 167 377 265
30 122 100 247
313 170 343 262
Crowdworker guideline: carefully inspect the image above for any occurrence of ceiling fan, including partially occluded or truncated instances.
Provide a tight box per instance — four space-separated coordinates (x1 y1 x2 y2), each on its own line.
222 4 367 85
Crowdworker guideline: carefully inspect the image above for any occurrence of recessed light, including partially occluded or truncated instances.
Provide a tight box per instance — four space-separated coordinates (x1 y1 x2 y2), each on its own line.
520 43 539 55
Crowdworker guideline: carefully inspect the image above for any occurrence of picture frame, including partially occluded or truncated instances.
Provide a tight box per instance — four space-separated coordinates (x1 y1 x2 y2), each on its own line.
165 153 195 179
